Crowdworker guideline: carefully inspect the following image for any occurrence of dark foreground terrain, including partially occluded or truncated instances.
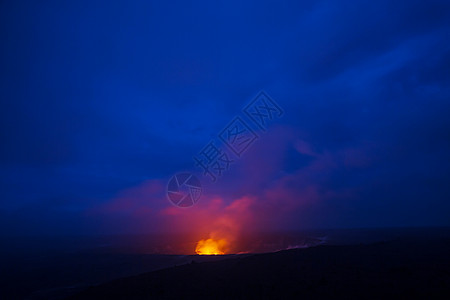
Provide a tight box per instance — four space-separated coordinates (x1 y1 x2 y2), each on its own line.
71 237 450 299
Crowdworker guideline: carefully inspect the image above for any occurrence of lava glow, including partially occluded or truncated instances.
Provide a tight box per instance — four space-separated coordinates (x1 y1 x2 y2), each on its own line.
195 238 227 255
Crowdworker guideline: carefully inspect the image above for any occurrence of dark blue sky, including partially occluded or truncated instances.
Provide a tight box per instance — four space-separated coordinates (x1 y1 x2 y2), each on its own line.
1 0 450 236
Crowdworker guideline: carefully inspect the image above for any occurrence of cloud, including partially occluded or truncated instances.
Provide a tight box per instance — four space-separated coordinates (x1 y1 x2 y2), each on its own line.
2 0 450 237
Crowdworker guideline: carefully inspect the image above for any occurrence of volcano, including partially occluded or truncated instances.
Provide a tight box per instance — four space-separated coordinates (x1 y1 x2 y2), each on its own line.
68 236 450 299
195 238 227 255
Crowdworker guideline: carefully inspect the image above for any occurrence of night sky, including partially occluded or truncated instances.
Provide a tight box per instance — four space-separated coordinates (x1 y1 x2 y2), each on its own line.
1 0 450 238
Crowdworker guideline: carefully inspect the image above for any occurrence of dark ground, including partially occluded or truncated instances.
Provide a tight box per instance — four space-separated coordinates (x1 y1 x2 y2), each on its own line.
70 237 450 299
2 228 450 299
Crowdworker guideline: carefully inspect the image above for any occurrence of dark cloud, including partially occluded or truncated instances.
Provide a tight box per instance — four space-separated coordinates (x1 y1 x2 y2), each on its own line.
1 0 450 235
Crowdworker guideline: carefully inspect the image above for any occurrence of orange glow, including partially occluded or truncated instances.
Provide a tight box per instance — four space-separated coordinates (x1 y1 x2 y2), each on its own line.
195 238 227 255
